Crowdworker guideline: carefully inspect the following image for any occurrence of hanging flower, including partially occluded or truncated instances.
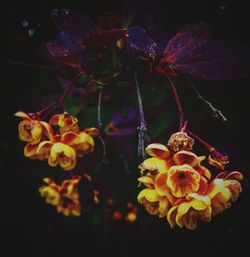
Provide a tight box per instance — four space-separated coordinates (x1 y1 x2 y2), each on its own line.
48 142 77 170
167 193 212 230
208 150 229 170
24 141 53 160
137 188 170 218
61 131 96 157
166 164 201 198
15 111 53 144
207 171 243 215
49 112 79 134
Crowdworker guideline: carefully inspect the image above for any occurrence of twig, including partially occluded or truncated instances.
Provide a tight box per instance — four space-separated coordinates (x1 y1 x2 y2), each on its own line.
134 72 148 159
186 77 227 122
97 87 104 128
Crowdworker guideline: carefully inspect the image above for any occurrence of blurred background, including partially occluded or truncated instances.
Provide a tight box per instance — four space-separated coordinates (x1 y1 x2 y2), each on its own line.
1 0 250 256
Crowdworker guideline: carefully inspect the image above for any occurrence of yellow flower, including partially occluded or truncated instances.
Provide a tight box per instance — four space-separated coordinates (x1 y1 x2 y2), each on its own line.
48 142 77 170
24 141 53 160
167 193 211 230
167 164 201 198
39 178 60 206
15 111 54 144
207 172 243 215
138 188 170 218
61 131 95 157
49 112 79 134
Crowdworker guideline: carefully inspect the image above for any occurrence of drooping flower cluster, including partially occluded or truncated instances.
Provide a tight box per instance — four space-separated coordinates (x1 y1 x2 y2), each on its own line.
137 132 243 230
15 111 99 170
39 174 99 216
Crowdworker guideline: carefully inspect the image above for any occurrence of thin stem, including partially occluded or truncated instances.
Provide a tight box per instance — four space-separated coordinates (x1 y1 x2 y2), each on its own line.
165 75 184 130
97 87 104 128
8 61 56 71
36 102 56 117
186 77 227 122
59 71 85 106
98 134 109 164
186 129 214 152
134 72 148 160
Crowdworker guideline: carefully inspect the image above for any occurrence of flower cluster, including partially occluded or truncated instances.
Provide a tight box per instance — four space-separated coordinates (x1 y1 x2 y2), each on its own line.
137 132 243 230
15 111 99 170
39 174 99 216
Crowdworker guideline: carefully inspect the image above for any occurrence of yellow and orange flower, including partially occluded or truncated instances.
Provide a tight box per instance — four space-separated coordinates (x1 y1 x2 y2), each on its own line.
15 111 53 144
207 171 243 215
48 142 77 171
137 175 171 218
49 112 79 134
208 150 229 170
167 193 212 230
61 131 96 157
167 164 201 198
39 175 97 217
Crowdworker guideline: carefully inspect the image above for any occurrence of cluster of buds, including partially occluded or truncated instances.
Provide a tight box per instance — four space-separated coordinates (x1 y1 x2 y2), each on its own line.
137 131 243 230
39 173 99 216
15 111 99 171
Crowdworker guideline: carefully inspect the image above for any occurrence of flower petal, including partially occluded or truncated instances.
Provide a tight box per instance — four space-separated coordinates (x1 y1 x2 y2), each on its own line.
137 189 160 202
225 171 243 181
24 143 39 159
138 176 155 188
173 150 199 167
145 143 170 159
167 206 178 228
15 111 30 119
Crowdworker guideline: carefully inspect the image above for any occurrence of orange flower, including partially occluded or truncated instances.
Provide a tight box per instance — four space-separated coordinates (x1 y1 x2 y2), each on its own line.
167 164 201 198
207 171 243 215
15 111 53 144
49 112 79 134
167 193 211 230
48 142 77 170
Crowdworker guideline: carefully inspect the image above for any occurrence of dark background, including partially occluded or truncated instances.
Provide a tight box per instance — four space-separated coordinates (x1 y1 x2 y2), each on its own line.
1 0 250 257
